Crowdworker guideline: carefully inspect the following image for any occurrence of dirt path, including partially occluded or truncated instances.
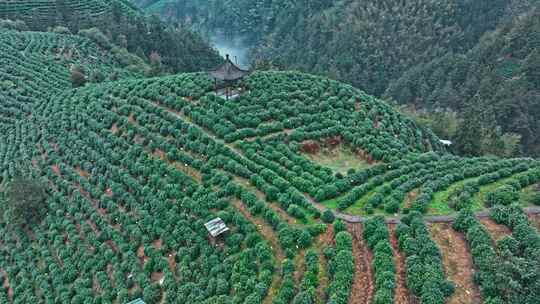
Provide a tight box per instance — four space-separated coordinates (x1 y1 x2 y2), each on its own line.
231 199 285 261
230 199 285 304
388 224 412 304
315 225 334 302
294 250 307 285
528 213 540 231
428 223 482 304
0 269 13 303
479 218 511 242
402 190 419 210
347 223 373 304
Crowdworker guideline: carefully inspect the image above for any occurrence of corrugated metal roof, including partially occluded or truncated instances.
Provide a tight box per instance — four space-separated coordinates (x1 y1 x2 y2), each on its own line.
126 298 145 304
204 217 229 237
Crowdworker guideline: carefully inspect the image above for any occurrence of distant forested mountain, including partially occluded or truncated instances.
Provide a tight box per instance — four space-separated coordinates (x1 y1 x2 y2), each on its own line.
132 0 539 156
387 8 540 156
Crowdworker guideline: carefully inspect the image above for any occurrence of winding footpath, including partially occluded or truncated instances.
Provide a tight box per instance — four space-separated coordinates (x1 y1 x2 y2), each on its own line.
334 206 540 224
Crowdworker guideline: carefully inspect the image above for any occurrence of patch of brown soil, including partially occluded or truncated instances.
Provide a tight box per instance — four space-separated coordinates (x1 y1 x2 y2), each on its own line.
110 123 119 134
153 149 166 160
51 164 60 175
86 220 99 233
105 240 118 253
355 149 375 164
102 186 112 197
128 113 135 123
428 223 482 304
403 190 419 210
348 223 374 304
92 276 101 295
325 136 342 147
152 239 162 250
151 272 164 283
99 208 110 218
137 245 148 265
1 269 13 303
174 162 202 183
316 225 334 302
479 218 511 242
75 167 90 178
231 199 284 261
388 224 413 304
128 283 140 296
294 250 306 284
106 263 114 283
299 140 320 154
528 214 540 231
318 224 334 247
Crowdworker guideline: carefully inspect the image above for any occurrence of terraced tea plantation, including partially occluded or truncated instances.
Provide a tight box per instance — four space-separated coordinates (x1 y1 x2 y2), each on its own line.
1 68 539 303
0 22 539 304
0 0 137 28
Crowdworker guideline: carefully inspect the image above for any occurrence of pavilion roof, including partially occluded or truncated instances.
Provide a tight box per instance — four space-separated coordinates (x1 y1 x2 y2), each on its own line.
209 54 250 81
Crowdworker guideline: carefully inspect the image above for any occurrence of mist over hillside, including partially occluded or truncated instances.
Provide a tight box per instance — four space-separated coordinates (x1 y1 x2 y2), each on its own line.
209 33 251 69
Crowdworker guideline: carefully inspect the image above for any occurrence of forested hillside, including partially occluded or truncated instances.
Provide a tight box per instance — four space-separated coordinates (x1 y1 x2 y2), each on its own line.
387 8 540 156
132 0 540 156
1 0 221 73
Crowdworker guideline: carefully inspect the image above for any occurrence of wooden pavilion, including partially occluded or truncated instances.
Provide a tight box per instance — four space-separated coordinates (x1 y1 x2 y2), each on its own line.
209 54 250 100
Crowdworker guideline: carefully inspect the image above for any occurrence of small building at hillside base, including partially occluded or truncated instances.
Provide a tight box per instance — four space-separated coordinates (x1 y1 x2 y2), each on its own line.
208 54 250 100
439 140 453 146
126 298 145 304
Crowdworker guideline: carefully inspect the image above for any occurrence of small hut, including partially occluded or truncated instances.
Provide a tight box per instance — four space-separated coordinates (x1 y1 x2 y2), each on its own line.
126 298 145 304
209 54 250 100
204 217 229 244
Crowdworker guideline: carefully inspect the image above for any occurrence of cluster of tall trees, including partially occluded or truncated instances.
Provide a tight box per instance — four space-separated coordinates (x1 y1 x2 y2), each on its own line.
388 8 540 156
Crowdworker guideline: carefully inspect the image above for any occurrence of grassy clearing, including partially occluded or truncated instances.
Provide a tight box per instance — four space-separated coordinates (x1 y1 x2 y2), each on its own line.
322 198 339 209
428 179 477 215
520 184 539 206
305 145 371 174
322 182 390 216
428 177 538 215
472 176 532 209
